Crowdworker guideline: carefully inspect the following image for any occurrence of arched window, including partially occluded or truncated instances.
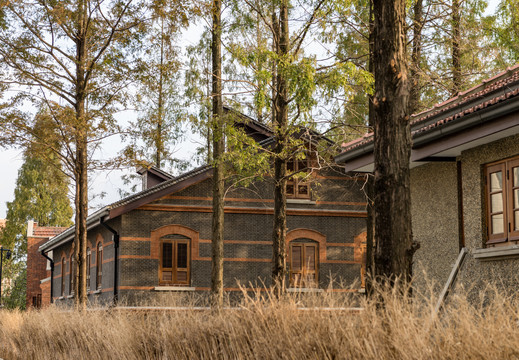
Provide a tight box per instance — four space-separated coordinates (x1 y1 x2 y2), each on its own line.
287 229 326 288
96 242 103 290
69 254 75 296
151 225 197 287
86 247 91 292
61 257 65 297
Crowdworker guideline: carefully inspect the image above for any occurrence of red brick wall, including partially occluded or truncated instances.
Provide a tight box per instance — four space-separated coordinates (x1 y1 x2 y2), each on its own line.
26 236 50 309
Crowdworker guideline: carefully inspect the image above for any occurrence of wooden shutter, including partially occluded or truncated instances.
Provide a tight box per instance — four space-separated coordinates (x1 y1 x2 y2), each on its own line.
290 244 303 287
160 241 173 284
303 244 317 287
175 241 189 284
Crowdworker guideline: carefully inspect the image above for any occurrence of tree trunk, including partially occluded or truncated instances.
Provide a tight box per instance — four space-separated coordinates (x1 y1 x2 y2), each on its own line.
156 15 165 168
211 0 224 308
409 0 423 115
451 0 461 95
272 0 289 296
372 0 416 285
365 0 375 295
75 0 88 310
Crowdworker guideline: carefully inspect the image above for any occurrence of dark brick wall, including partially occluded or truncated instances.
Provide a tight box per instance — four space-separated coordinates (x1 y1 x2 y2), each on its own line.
48 172 367 307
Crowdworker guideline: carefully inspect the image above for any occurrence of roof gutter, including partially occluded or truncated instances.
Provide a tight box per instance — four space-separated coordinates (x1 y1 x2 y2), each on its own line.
412 94 519 148
39 207 110 252
335 91 519 167
41 251 54 304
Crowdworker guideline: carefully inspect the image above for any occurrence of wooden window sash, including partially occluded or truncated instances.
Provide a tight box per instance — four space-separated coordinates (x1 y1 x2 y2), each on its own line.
486 162 507 244
86 248 91 292
159 239 190 286
287 155 311 199
96 243 103 290
61 258 65 297
69 255 75 296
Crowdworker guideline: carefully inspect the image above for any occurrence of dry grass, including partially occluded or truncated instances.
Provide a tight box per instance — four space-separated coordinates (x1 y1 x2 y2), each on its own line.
1 284 519 360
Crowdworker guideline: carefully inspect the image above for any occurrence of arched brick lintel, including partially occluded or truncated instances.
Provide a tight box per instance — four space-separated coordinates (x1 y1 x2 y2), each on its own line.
150 224 200 260
286 228 326 263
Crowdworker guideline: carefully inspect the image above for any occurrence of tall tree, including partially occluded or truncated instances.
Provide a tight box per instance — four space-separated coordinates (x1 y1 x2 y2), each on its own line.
211 0 225 307
0 0 148 309
127 2 192 172
372 0 416 283
409 0 424 114
271 0 290 295
1 109 73 309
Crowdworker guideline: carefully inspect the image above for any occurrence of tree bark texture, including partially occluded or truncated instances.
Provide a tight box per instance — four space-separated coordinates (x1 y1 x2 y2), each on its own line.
74 0 89 310
272 0 289 296
365 0 375 294
451 0 461 95
409 0 423 115
372 0 415 284
211 0 225 308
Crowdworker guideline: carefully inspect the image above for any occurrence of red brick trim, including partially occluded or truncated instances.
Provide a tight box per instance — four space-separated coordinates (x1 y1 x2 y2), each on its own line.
150 224 200 260
198 239 272 245
286 228 327 263
139 204 367 217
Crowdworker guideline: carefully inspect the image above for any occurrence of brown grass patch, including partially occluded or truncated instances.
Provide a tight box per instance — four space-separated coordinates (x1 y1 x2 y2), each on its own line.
1 283 519 359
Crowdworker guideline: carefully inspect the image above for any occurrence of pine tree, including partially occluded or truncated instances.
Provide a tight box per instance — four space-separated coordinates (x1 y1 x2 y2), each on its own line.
1 109 73 309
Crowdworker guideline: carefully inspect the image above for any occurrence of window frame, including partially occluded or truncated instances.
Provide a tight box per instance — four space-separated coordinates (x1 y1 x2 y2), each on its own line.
159 239 190 286
86 247 91 292
289 242 319 288
286 154 312 199
60 257 65 297
485 156 519 245
69 253 75 296
96 242 103 290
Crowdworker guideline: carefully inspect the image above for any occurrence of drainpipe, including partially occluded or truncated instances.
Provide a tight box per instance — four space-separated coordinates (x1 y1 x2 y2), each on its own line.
41 251 55 304
101 220 119 306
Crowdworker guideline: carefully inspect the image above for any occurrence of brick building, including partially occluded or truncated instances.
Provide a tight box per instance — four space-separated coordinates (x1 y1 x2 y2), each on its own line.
32 111 368 307
26 221 67 308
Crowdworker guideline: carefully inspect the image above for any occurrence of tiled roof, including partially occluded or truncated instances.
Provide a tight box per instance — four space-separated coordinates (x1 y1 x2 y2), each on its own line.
32 226 68 238
223 106 274 136
107 165 212 210
340 64 519 154
39 165 213 252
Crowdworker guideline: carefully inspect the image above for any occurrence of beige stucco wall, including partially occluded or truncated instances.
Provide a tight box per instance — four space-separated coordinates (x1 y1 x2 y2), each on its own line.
410 162 460 294
454 133 519 301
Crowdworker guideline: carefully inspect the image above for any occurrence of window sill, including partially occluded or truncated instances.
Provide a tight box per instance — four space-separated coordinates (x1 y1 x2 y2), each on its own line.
474 245 519 261
58 296 65 300
93 289 102 295
287 199 315 205
67 295 74 299
287 288 323 293
154 286 195 292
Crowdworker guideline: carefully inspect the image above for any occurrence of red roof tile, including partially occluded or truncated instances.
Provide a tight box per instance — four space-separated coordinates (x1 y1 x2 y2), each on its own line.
340 64 519 154
32 225 68 238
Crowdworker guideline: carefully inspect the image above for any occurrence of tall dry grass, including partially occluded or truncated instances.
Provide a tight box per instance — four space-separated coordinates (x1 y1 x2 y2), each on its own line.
1 283 519 360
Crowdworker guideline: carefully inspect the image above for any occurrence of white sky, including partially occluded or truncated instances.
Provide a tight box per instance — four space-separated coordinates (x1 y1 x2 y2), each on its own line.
0 0 503 219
